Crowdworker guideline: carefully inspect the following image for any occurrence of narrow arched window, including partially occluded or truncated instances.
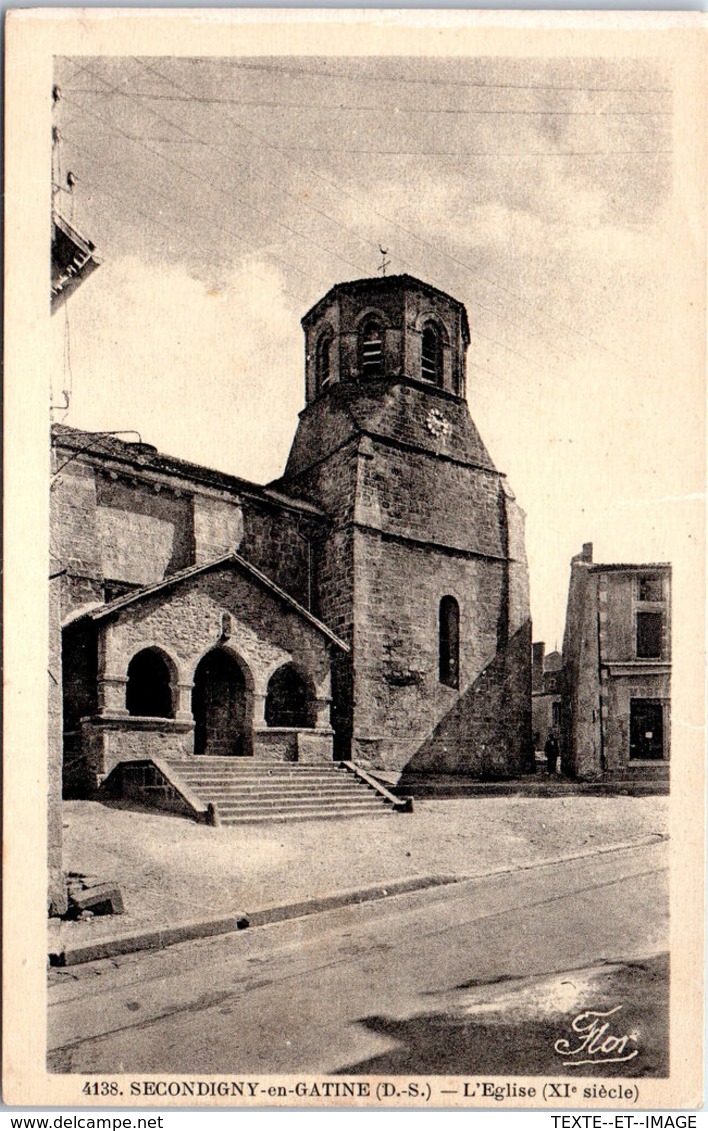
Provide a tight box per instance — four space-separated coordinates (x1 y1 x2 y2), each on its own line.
265 664 314 728
421 323 443 386
359 320 384 378
126 648 174 718
439 597 460 688
316 331 333 393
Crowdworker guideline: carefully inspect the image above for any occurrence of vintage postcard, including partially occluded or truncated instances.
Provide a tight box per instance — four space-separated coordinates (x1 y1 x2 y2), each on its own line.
3 8 706 1111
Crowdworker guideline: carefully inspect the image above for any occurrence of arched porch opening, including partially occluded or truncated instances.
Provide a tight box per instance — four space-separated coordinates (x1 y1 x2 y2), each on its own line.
265 663 316 728
126 647 176 718
192 648 253 756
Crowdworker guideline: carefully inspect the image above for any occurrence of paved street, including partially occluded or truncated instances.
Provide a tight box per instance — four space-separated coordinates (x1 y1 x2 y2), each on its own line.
48 841 668 1077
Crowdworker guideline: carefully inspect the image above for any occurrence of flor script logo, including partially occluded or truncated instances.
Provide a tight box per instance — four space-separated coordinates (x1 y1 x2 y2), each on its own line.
554 1005 639 1067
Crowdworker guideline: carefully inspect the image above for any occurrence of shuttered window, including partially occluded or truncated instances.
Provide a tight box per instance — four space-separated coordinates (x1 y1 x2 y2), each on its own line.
360 321 384 377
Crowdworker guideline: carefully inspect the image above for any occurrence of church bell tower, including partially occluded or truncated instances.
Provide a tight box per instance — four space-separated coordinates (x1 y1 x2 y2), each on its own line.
276 274 533 778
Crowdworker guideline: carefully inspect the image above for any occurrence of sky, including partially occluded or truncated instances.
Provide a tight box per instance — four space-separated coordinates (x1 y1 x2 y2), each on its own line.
50 54 703 647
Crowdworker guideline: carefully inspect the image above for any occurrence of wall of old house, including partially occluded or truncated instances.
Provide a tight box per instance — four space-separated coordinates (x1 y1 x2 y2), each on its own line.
561 551 671 780
560 554 603 779
52 444 315 621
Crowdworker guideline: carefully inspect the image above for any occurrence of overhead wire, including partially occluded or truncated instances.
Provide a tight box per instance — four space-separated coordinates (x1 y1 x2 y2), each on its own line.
60 56 670 379
61 88 672 117
68 65 375 280
194 57 672 95
65 77 580 372
130 60 593 372
65 131 330 295
135 57 666 368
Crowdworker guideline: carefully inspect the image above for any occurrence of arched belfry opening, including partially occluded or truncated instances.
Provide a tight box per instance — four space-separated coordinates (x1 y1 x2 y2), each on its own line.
192 648 252 756
359 318 385 378
315 328 333 393
421 322 444 386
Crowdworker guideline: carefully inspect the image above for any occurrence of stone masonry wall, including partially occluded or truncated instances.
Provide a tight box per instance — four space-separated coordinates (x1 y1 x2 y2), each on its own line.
350 528 532 773
561 563 603 779
101 566 333 705
95 473 195 585
356 442 506 559
240 505 312 610
193 494 244 564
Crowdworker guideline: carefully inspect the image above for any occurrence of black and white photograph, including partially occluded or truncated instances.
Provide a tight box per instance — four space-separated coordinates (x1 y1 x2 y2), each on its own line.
3 10 705 1109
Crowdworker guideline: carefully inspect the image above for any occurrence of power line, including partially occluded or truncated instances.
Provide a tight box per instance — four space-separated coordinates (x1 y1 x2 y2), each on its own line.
64 59 658 377
130 61 591 370
69 68 581 374
65 79 374 281
267 147 672 158
73 168 314 307
65 131 330 291
62 88 672 117
135 58 660 369
200 57 672 95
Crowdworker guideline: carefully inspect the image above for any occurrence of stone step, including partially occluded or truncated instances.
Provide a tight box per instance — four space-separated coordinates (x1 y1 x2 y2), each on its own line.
175 769 351 782
188 785 372 801
168 758 343 769
163 758 395 824
216 795 388 814
178 773 355 791
218 806 395 826
170 767 349 781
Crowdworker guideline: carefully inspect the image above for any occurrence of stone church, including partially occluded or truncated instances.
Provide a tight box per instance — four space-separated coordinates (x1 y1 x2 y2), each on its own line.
54 273 533 820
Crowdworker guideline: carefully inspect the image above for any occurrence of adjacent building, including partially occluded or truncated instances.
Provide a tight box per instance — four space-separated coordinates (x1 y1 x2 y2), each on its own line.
531 642 562 749
560 542 671 783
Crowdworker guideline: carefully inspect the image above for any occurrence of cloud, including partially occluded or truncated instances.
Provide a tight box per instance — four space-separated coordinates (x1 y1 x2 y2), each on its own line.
53 255 304 483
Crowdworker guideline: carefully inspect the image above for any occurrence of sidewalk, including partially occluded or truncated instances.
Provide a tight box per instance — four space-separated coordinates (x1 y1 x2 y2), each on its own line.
50 794 667 963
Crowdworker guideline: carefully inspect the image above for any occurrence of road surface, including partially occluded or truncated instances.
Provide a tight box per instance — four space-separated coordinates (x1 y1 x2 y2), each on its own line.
48 840 668 1076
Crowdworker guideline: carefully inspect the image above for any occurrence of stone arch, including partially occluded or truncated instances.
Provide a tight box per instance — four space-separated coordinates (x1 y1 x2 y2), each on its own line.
414 310 451 346
421 323 443 386
125 646 178 719
191 646 254 756
265 662 317 728
415 313 452 391
314 324 335 393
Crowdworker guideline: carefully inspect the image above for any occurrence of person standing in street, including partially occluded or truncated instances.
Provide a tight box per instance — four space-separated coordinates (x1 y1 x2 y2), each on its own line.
544 730 559 775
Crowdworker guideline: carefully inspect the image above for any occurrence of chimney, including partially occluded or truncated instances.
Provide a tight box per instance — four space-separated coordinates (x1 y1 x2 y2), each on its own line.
532 642 545 693
582 542 593 563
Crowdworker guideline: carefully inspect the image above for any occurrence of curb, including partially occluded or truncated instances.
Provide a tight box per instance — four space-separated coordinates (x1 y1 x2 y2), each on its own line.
49 912 250 967
49 836 667 968
49 873 460 968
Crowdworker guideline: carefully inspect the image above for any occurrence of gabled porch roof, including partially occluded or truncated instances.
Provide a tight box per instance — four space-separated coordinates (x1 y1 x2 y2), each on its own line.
84 552 349 652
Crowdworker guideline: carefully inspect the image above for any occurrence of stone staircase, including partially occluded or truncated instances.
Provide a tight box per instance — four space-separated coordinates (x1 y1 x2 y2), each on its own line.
164 758 406 825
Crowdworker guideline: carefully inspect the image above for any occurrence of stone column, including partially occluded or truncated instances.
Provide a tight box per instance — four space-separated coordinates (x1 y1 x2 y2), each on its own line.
314 695 332 730
253 692 268 727
97 675 129 716
175 682 194 724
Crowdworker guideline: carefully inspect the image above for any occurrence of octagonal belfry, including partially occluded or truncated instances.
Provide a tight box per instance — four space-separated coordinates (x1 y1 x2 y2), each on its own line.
302 274 470 403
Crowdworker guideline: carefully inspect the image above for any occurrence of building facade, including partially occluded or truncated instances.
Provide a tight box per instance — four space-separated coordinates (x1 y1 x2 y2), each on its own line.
560 542 671 782
531 642 562 750
54 274 534 798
